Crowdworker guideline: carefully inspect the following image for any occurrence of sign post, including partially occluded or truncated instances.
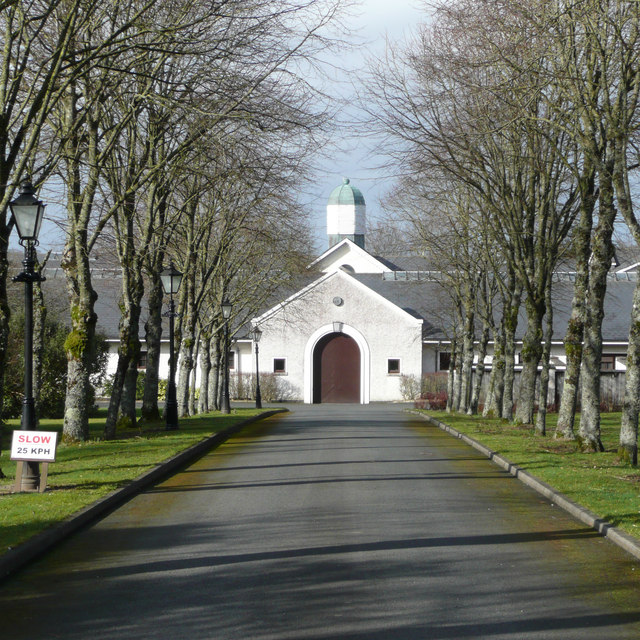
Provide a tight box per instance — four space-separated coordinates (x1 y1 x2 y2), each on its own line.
10 431 58 493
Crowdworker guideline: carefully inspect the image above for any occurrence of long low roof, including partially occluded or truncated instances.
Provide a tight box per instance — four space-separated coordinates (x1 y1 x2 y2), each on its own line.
35 259 639 346
353 272 637 344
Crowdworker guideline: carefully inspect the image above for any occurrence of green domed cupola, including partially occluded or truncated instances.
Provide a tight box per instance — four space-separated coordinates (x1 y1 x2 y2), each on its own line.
326 178 366 249
328 178 366 206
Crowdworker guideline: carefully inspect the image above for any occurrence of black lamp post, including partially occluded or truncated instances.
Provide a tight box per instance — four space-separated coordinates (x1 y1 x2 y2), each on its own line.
160 262 182 430
221 298 232 414
10 179 46 492
252 326 262 409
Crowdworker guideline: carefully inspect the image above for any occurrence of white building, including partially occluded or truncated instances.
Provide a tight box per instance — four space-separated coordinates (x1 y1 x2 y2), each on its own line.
229 178 458 403
228 178 638 405
41 178 635 406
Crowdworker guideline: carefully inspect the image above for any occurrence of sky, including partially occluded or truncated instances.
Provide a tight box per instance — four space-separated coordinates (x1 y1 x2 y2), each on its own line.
21 0 428 255
307 0 427 253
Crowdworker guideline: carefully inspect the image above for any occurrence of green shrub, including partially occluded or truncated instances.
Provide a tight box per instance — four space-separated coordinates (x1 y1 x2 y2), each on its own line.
102 371 163 402
4 314 71 419
115 414 135 432
135 371 146 400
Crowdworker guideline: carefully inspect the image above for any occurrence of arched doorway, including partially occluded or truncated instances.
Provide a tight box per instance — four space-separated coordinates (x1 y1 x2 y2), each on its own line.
313 332 361 403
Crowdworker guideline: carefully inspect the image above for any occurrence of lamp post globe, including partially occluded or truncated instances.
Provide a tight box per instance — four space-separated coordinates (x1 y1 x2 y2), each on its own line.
160 262 183 297
10 178 46 492
10 180 45 243
160 263 182 430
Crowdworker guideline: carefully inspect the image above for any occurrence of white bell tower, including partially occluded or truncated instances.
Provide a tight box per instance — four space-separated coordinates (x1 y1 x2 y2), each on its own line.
326 178 366 249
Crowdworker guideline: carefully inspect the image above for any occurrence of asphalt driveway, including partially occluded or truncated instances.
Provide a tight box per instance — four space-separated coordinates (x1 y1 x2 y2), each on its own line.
1 403 640 639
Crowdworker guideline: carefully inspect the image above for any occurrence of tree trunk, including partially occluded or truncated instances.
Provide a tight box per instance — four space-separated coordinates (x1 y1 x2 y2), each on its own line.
177 330 195 417
459 295 475 414
469 323 490 415
142 274 163 422
556 317 583 440
446 338 456 412
188 330 200 415
104 297 142 439
579 172 615 452
535 283 554 436
61 81 102 443
209 335 221 411
484 354 502 416
485 326 505 417
198 333 211 414
491 359 505 418
121 357 139 426
501 278 521 421
556 163 594 439
453 339 463 412
103 226 144 439
619 280 640 465
515 300 545 425
62 246 98 442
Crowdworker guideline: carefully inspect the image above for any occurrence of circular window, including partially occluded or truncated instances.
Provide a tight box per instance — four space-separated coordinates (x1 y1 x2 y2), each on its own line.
333 296 344 306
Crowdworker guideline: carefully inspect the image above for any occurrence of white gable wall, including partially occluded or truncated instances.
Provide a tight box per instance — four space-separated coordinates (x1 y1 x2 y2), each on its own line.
254 270 423 403
310 239 388 275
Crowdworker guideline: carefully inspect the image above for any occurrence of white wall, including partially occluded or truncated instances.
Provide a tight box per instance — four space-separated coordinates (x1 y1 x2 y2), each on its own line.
255 270 423 403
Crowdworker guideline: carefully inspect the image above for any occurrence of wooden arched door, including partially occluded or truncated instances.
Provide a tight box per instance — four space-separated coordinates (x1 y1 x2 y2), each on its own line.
313 333 361 403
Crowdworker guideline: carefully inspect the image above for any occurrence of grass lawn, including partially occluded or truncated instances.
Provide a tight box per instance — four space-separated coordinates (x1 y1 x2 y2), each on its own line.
423 410 640 540
0 408 267 554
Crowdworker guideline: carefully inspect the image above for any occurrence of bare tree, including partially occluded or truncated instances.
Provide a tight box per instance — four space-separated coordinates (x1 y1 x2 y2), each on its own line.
364 0 579 425
0 0 116 464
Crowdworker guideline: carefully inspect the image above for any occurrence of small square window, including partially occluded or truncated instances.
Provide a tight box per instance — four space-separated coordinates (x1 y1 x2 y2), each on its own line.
137 351 148 370
438 352 451 371
273 358 287 374
600 355 625 372
388 358 401 374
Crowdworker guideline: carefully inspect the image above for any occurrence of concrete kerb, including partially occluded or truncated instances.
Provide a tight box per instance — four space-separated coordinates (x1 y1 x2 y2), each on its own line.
0 409 287 582
413 411 640 562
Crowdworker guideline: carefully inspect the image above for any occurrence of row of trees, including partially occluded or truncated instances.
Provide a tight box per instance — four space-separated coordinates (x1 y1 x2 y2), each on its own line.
366 0 640 463
0 0 351 465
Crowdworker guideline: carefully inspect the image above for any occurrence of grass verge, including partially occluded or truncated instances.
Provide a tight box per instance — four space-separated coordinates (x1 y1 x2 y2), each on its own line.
0 408 267 554
422 410 640 540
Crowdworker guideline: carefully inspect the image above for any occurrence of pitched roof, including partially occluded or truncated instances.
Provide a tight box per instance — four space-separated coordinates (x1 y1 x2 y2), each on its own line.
355 272 638 344
352 274 452 340
32 249 640 347
309 238 390 274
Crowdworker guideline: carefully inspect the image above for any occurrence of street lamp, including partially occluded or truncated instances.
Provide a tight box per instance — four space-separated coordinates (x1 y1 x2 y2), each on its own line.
221 298 232 414
252 326 262 409
10 179 46 492
160 262 182 430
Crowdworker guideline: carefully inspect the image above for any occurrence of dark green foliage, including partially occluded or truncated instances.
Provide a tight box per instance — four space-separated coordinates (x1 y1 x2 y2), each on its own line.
3 315 109 419
89 333 109 391
4 314 67 418
102 371 148 401
3 314 25 419
37 320 69 418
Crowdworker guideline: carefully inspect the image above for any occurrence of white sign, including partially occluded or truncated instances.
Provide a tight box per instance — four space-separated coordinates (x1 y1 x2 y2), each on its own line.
11 431 58 462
